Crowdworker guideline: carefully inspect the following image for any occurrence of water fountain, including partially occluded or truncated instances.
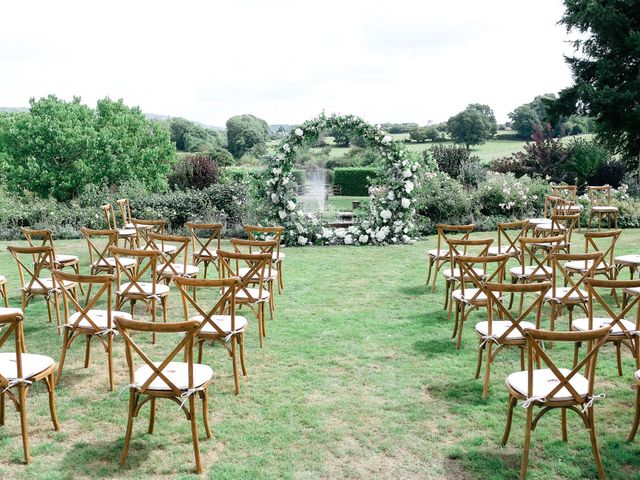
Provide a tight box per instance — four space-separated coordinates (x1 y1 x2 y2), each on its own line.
299 168 328 213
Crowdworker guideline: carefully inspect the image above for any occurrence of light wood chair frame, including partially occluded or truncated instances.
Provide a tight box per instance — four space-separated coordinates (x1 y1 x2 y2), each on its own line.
244 225 285 292
149 232 197 283
21 227 82 279
110 246 168 344
588 185 618 230
116 198 134 229
477 282 550 399
426 223 475 291
449 252 510 349
115 317 211 474
175 276 247 394
102 204 136 249
502 326 611 480
0 310 60 464
489 220 527 258
218 250 270 348
53 270 119 391
187 222 222 279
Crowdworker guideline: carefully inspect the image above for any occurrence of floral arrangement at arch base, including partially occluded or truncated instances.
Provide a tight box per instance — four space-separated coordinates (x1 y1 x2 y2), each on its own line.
264 113 421 246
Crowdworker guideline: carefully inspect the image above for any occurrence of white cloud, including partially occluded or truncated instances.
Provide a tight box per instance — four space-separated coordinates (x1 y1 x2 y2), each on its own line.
0 0 574 125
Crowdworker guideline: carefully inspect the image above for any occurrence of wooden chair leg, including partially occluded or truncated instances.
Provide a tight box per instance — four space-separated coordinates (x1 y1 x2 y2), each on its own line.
46 372 60 431
520 406 534 480
0 391 5 426
629 385 640 441
257 305 264 348
231 337 240 395
261 302 267 339
238 333 248 376
151 299 157 345
83 335 92 368
587 409 606 479
501 394 517 445
561 408 568 442
431 258 442 292
148 398 156 434
120 391 137 466
481 342 492 399
615 341 623 376
18 386 30 464
1 283 7 308
56 329 71 385
278 262 284 291
475 343 483 379
189 395 202 474
107 333 115 392
201 388 213 439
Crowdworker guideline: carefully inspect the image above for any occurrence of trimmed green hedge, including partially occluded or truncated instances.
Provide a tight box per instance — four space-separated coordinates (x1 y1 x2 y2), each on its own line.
332 167 379 196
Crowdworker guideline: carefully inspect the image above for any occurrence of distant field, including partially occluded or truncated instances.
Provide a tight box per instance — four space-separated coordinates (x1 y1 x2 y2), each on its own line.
326 195 369 211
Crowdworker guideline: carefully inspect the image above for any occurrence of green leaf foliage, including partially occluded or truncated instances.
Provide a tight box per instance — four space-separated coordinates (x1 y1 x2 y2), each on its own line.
225 114 270 158
332 167 379 196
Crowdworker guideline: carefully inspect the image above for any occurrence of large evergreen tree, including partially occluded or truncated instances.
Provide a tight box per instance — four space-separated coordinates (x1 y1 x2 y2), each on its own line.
550 1 640 173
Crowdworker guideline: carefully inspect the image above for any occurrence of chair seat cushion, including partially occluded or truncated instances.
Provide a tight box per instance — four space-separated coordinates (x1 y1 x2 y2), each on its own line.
572 317 636 335
510 266 551 279
92 257 136 268
528 218 549 226
55 254 79 263
134 361 213 391
143 244 177 254
624 286 640 296
272 252 285 262
536 223 566 232
0 275 6 284
636 370 640 383
557 204 582 212
157 264 199 277
67 309 132 330
29 278 76 293
118 229 137 237
442 267 484 279
193 250 218 260
452 288 488 303
615 254 640 266
0 307 22 316
530 240 569 249
118 282 170 296
237 287 270 301
592 206 618 213
427 248 450 258
190 314 248 336
475 320 536 340
544 287 589 302
487 246 520 256
506 368 589 402
564 260 607 272
238 266 278 280
0 352 54 380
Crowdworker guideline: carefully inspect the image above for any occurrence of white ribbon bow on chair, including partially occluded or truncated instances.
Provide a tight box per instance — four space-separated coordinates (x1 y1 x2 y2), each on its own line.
581 393 606 414
179 387 204 410
521 396 546 408
3 377 33 392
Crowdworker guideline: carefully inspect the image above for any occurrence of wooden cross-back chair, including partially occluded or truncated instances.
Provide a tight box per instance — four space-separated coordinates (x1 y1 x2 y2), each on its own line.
502 326 611 480
187 222 222 279
7 245 78 329
630 323 640 442
132 218 176 254
0 274 8 308
572 278 640 377
175 276 248 394
101 204 136 249
545 251 603 333
244 225 285 292
565 229 621 285
449 252 510 349
426 223 475 291
488 220 527 258
615 253 640 282
21 227 82 279
443 238 493 319
115 317 212 474
509 235 565 311
552 185 582 214
116 198 134 229
110 246 169 344
149 232 198 284
588 185 618 230
476 282 550 399
531 213 580 255
0 309 60 464
230 238 277 321
218 250 271 348
53 270 132 391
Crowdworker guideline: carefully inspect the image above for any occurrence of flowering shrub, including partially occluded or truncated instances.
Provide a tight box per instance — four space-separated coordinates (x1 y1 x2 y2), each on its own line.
264 113 421 246
414 171 473 234
473 172 550 218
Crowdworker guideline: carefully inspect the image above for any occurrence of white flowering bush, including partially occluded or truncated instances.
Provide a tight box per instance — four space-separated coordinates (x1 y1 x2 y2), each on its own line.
473 172 550 218
263 113 420 245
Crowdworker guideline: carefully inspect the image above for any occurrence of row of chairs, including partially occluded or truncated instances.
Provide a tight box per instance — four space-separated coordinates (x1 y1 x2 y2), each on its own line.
547 184 619 230
426 221 639 478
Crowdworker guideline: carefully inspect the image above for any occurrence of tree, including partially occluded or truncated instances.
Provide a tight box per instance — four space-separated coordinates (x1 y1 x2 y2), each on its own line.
446 108 493 149
509 105 540 139
409 126 441 143
548 1 640 175
225 114 270 158
466 103 498 136
0 95 175 201
168 117 225 152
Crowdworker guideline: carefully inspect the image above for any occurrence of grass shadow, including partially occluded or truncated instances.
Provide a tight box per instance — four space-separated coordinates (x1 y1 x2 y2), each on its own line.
413 338 458 359
398 285 428 296
61 437 152 477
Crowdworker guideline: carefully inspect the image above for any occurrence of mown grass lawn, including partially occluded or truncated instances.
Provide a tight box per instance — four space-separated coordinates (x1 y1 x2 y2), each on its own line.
0 230 638 479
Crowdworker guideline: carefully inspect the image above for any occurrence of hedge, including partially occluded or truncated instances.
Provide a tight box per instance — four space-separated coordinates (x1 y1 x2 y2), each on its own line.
332 167 379 196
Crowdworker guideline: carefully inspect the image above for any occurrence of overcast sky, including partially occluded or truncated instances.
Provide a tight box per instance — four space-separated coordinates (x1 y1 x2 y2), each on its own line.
0 0 576 126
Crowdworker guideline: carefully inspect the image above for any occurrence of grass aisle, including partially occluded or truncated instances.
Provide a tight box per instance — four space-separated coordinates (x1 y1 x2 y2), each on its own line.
0 232 638 479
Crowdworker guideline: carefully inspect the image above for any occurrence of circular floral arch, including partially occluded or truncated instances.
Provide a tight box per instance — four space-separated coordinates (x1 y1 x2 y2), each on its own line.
264 113 420 246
